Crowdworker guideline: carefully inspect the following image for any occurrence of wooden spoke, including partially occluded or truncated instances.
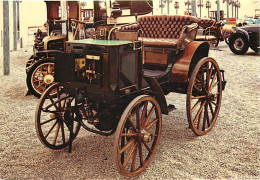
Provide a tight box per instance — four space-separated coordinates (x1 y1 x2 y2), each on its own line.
135 104 140 128
127 118 138 132
143 106 155 128
208 64 214 80
123 142 137 168
139 143 144 166
196 106 203 130
145 119 159 130
193 84 203 94
210 81 219 91
209 102 215 118
143 141 152 154
187 58 222 136
193 100 206 123
44 120 58 138
131 145 138 172
120 138 135 154
202 103 208 131
53 122 61 145
191 95 207 99
140 102 148 122
211 101 218 107
206 61 210 89
121 133 138 137
191 99 202 112
40 117 56 126
209 71 217 88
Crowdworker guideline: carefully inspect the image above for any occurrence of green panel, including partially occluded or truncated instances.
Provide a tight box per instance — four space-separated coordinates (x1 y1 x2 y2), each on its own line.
67 39 136 46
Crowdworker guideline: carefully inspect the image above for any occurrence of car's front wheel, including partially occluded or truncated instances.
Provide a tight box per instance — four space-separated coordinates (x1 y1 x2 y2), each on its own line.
229 34 249 55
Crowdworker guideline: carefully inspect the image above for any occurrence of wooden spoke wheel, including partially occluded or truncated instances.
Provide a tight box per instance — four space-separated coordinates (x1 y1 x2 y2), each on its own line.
26 59 55 98
187 57 222 136
114 95 162 177
35 83 81 150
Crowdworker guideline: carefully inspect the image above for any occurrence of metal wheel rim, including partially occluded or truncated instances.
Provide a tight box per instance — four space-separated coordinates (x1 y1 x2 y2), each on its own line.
31 62 55 96
234 38 244 51
114 95 162 177
187 58 222 136
35 83 80 150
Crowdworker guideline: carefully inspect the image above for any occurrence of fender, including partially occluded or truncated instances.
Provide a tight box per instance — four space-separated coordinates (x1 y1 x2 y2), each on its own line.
144 77 168 115
232 28 250 41
170 41 209 83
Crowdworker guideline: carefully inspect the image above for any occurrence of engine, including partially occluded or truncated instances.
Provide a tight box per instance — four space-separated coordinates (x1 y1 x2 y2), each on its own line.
74 55 102 85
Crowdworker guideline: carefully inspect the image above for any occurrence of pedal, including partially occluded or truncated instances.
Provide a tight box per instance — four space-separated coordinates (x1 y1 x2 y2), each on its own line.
168 104 176 112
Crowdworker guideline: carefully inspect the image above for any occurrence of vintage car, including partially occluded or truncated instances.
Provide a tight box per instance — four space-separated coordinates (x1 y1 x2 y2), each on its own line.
26 0 153 97
228 24 260 54
195 19 234 47
34 11 226 177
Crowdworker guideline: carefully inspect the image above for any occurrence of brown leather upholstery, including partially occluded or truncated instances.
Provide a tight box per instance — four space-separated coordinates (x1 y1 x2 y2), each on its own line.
138 15 199 39
138 37 179 48
120 15 199 48
198 19 216 29
120 24 140 32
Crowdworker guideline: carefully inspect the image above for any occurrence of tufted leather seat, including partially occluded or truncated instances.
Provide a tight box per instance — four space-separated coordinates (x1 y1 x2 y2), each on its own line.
198 19 216 29
120 15 199 48
195 18 217 41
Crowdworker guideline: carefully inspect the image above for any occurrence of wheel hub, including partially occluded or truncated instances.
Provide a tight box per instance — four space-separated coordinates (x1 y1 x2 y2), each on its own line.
234 38 244 50
206 92 217 101
44 74 54 84
139 129 153 143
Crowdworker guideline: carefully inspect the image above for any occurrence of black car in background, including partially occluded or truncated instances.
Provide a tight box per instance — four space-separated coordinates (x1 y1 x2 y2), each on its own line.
228 24 260 55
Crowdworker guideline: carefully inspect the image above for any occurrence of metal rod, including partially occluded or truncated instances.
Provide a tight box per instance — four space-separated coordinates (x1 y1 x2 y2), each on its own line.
217 0 220 22
191 0 196 17
17 1 20 40
3 1 10 75
1 30 2 47
226 1 229 24
13 1 17 51
167 0 170 14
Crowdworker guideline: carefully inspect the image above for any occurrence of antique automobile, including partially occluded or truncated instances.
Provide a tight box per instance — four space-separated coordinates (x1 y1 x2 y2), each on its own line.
26 0 153 97
35 14 226 177
228 24 260 54
195 19 234 47
26 1 83 97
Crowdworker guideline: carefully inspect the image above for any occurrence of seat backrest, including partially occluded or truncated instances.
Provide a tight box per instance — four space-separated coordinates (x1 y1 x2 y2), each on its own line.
198 19 216 29
137 15 199 39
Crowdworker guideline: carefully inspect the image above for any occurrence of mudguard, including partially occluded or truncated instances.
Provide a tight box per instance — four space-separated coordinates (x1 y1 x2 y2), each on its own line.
170 41 210 83
232 28 250 41
143 76 168 115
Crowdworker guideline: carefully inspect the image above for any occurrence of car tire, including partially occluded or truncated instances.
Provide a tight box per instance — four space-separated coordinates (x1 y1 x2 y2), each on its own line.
228 34 249 55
